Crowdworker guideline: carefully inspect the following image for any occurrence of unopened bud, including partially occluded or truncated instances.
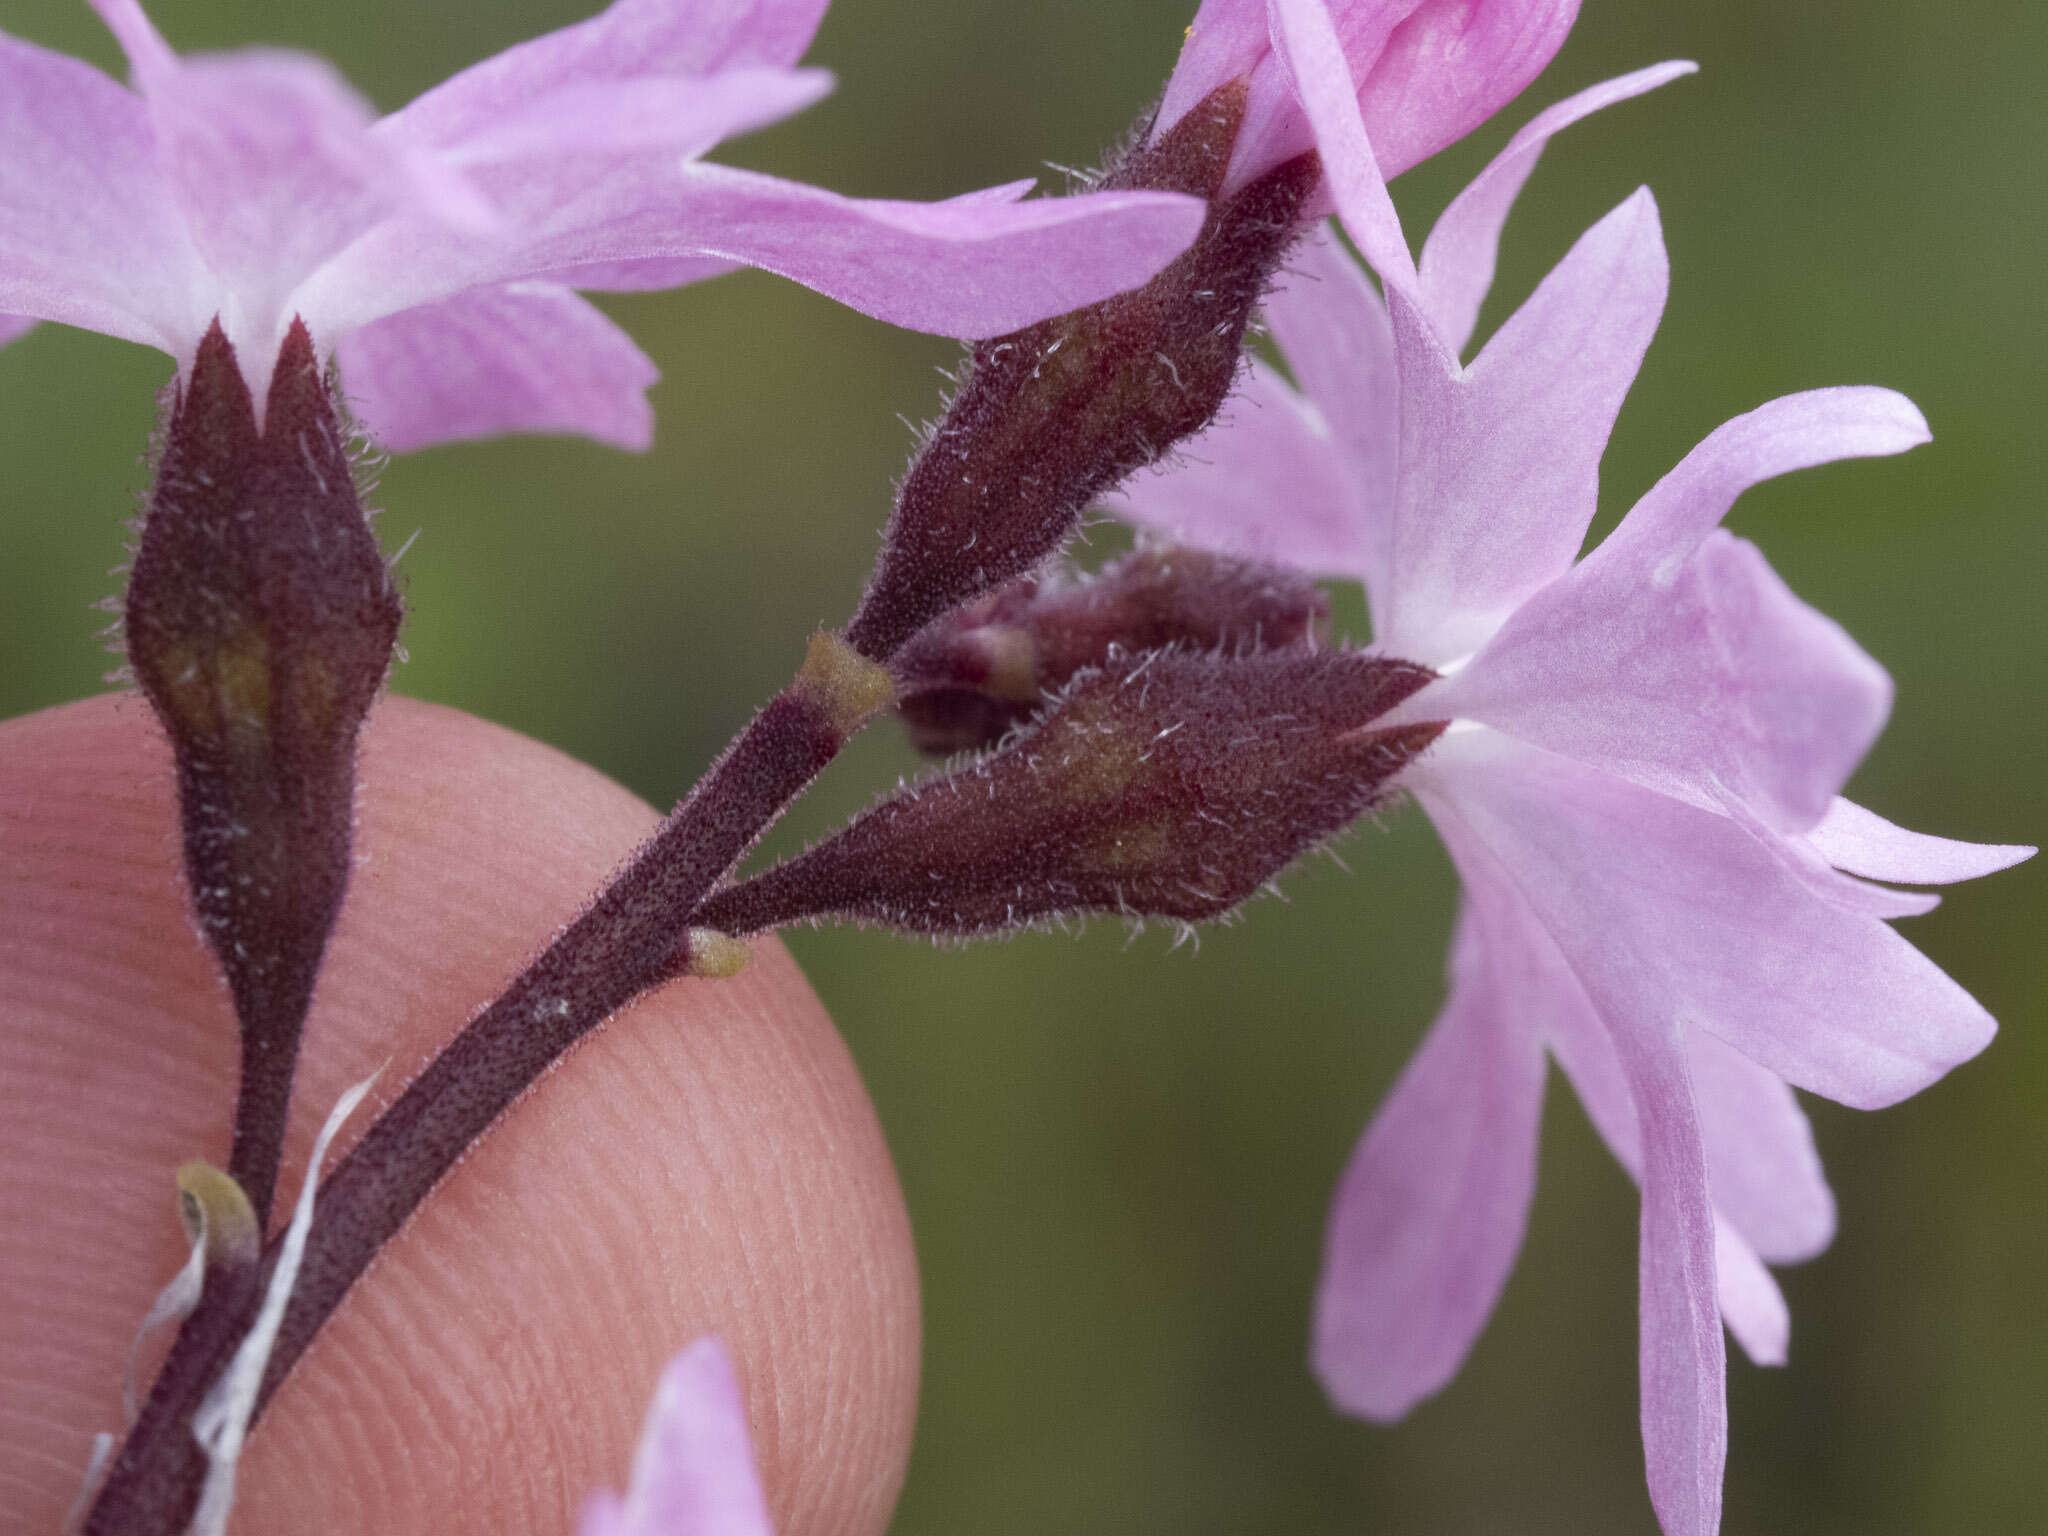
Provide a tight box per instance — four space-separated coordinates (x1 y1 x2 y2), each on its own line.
123 318 402 1221
845 81 1321 660
696 647 1443 939
894 545 1329 754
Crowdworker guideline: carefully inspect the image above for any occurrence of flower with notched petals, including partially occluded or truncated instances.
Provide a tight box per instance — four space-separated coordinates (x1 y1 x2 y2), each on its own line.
1116 56 2033 1536
0 0 1205 450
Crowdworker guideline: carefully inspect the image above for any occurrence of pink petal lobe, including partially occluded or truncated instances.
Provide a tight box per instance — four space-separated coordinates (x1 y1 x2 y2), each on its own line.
1713 1214 1789 1367
1807 798 2036 885
1158 0 1273 141
1357 0 1583 178
578 1338 777 1536
1612 1014 1727 1536
336 283 657 452
1718 788 1941 922
1267 0 1419 291
1687 1030 1834 1264
147 48 411 363
86 0 176 86
545 166 1208 338
1488 886 1726 1536
1417 733 1998 1111
1227 0 1429 188
0 314 37 348
1597 387 1930 573
1111 359 1365 574
1419 61 1695 356
435 70 834 168
1512 877 1821 1322
390 0 832 152
1432 389 1930 830
552 256 744 294
1433 528 1892 832
309 162 1202 341
1313 891 1547 1421
1381 189 1666 663
1260 229 1399 603
0 34 212 354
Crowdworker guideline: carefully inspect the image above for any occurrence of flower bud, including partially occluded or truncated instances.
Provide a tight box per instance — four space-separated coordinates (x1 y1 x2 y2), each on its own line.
894 544 1329 754
695 647 1442 939
845 82 1321 660
123 318 402 1221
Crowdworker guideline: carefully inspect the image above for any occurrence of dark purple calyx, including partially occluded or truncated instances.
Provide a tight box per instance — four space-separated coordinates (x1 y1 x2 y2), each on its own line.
697 647 1443 939
894 544 1330 755
123 318 402 1225
845 80 1321 661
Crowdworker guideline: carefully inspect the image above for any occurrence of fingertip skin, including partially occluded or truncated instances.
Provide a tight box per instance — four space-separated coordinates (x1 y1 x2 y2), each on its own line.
0 693 919 1536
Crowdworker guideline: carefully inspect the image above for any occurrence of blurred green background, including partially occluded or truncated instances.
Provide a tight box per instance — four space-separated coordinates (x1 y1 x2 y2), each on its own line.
4 1 2043 1531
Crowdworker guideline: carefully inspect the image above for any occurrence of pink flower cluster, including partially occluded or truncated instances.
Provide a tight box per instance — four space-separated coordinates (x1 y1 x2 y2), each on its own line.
6 2 2023 1534
1117 10 2032 1535
0 0 1204 448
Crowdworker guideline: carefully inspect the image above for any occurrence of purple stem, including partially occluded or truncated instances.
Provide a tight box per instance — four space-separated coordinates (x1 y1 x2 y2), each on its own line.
84 677 855 1536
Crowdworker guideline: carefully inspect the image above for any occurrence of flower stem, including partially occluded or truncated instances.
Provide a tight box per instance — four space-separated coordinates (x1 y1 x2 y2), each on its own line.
82 638 887 1536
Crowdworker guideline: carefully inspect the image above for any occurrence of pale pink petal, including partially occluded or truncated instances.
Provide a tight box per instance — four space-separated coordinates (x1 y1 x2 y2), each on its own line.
1490 944 1729 1536
1428 773 1732 1526
1379 189 1666 663
1170 1 1578 192
145 49 415 364
1267 0 1419 290
1427 390 1928 829
336 283 657 452
1429 529 1892 832
1416 733 1998 1111
389 0 832 152
0 314 36 347
554 257 744 293
1313 892 1547 1420
1227 0 1428 190
1712 1213 1788 1367
1807 798 2036 885
1261 229 1399 604
308 162 1204 341
433 70 834 168
86 0 176 86
578 1338 777 1536
1418 61 1695 356
1688 1030 1834 1264
574 168 1206 338
1718 787 1941 922
1520 882 1817 1333
1596 387 1930 574
1157 0 1273 142
1357 0 1583 178
0 34 213 353
1607 1007 1726 1536
1111 359 1366 573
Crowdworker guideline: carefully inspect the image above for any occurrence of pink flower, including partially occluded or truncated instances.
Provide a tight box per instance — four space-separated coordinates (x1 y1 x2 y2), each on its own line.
0 0 1204 450
1157 0 1580 196
579 1339 776 1536
1115 53 2033 1536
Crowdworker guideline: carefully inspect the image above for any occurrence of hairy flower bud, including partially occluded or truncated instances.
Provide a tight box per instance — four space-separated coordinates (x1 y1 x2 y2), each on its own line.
696 647 1441 940
894 544 1329 754
844 82 1321 660
123 318 402 1221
